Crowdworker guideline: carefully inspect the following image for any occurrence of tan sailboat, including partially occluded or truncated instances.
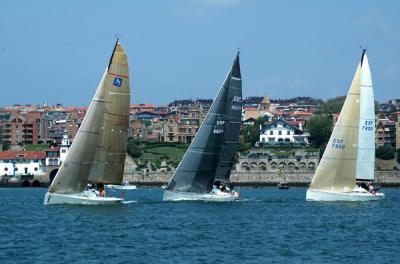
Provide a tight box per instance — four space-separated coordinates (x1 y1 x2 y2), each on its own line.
306 50 384 201
44 41 130 205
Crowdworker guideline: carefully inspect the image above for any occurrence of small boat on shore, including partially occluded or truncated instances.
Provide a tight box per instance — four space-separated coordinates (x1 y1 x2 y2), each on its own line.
107 181 137 190
277 182 289 189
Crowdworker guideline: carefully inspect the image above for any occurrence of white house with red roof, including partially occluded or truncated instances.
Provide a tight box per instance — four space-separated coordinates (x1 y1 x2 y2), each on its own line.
0 151 46 177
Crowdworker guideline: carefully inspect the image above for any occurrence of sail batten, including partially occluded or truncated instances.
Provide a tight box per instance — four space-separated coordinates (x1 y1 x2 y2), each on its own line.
166 53 242 193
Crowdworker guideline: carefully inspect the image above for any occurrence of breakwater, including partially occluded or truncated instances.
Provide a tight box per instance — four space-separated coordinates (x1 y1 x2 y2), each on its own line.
124 171 400 187
1 171 400 187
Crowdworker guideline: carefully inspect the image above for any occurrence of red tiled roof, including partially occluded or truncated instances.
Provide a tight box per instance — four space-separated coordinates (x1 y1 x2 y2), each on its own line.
130 104 155 109
0 151 46 160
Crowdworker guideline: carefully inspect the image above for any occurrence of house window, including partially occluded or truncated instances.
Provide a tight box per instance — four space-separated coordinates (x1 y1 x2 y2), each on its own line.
278 131 282 135
287 131 290 135
269 131 273 135
262 138 265 142
4 168 8 171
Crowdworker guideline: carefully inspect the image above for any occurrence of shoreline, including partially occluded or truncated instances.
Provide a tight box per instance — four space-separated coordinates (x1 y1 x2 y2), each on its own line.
1 171 400 188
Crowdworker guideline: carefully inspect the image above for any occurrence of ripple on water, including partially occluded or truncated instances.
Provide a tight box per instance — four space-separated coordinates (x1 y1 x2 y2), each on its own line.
0 188 399 263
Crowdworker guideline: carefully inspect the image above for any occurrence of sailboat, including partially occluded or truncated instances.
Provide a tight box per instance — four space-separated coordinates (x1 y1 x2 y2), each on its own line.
44 40 131 205
306 50 384 202
163 53 242 201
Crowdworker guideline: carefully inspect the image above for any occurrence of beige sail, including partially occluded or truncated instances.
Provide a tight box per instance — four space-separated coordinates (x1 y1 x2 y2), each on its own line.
88 43 130 184
310 64 361 192
49 42 130 194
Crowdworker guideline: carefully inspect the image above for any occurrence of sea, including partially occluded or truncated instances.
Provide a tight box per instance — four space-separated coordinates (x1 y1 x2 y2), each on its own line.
0 187 399 264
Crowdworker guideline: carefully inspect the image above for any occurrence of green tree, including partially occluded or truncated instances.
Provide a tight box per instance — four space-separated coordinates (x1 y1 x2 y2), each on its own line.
318 96 345 114
127 138 143 158
307 114 333 148
376 145 395 160
241 124 259 147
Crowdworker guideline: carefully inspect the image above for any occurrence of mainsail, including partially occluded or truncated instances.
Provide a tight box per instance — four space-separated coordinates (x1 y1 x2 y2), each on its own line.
166 53 242 193
49 41 130 194
310 63 361 192
356 51 375 181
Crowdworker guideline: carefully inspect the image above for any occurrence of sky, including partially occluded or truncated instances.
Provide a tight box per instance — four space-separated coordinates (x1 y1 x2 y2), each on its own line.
0 0 399 106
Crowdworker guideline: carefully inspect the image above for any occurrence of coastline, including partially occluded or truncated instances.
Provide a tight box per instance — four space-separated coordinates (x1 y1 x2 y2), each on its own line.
4 171 399 188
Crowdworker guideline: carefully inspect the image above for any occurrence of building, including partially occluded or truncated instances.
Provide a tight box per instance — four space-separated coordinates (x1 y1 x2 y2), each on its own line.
45 147 61 166
59 135 71 162
376 119 396 148
259 119 309 146
160 113 202 144
0 151 46 177
130 104 155 114
0 109 44 145
236 148 319 172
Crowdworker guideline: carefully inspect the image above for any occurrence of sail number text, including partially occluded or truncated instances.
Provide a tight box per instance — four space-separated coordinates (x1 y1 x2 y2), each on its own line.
213 120 225 134
362 120 374 131
332 138 345 149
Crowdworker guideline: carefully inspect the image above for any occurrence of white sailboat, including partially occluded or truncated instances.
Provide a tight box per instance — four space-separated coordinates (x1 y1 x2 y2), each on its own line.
44 41 131 205
306 50 384 202
163 53 242 201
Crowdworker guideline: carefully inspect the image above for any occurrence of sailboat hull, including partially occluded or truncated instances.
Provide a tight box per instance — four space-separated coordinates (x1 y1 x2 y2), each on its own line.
163 190 239 202
44 192 123 205
306 188 384 202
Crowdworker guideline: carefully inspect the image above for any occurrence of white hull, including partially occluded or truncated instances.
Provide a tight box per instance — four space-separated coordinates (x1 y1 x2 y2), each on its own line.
306 188 384 202
44 192 123 205
163 190 239 202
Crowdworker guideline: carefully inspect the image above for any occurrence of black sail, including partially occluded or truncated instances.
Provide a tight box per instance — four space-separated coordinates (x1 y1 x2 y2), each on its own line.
166 53 242 193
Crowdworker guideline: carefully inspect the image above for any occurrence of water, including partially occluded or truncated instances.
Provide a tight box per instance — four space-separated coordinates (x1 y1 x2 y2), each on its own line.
0 188 399 264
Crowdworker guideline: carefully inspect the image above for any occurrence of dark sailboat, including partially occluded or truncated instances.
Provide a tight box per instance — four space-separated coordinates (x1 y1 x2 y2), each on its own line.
163 53 242 201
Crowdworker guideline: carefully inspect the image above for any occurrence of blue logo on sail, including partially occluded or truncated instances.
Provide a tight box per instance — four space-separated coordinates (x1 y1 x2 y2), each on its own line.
113 77 122 87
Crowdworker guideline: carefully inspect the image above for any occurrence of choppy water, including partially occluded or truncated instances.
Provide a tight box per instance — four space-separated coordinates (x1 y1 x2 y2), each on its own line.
0 187 399 264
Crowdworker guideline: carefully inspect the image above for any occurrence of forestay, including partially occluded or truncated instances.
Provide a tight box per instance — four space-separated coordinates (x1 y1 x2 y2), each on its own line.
166 53 242 193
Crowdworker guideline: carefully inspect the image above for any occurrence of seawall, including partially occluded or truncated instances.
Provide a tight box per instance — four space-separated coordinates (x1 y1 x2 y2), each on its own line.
125 171 400 187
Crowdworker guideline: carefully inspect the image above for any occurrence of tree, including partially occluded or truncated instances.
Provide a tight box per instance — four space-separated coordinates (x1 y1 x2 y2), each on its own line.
241 124 259 147
318 96 346 114
376 145 395 160
127 138 143 158
307 114 333 148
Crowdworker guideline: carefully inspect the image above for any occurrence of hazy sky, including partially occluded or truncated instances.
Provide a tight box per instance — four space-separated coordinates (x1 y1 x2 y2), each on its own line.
1 0 399 106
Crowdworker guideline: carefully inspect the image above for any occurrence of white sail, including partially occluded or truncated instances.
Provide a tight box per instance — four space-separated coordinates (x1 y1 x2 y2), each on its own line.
356 54 375 181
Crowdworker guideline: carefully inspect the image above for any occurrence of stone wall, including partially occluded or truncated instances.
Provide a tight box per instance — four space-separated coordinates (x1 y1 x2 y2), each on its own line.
124 171 400 187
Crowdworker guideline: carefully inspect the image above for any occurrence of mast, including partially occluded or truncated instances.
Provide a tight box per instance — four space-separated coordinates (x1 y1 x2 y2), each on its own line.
166 53 242 193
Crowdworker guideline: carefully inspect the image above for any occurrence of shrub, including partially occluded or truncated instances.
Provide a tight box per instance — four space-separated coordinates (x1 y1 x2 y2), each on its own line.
375 145 395 160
